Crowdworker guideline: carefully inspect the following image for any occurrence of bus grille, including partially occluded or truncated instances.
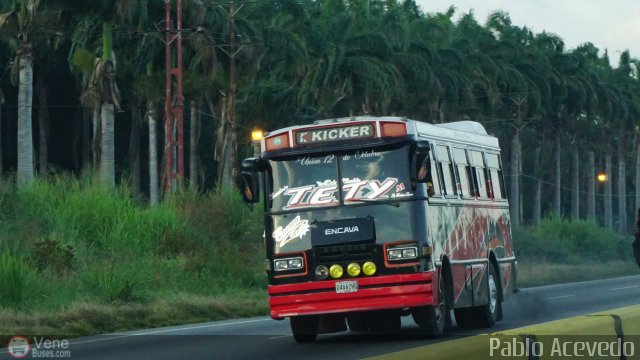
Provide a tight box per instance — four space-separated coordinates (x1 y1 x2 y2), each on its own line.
313 243 377 264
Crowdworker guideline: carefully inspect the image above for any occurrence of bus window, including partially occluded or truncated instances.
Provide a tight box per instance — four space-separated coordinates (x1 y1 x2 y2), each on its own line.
429 145 442 196
452 148 472 197
470 150 487 198
486 153 506 199
435 145 457 197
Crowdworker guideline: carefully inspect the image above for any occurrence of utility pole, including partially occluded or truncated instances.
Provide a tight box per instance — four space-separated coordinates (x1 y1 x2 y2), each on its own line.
164 0 185 192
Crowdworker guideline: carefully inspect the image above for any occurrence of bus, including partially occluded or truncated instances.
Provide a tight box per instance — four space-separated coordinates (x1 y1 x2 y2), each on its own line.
239 116 517 342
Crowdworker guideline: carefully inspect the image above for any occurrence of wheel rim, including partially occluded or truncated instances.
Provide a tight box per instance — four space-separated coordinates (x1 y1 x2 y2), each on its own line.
488 274 498 314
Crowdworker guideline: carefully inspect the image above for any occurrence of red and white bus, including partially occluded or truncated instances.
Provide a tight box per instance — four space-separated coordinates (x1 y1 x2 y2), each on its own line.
240 116 517 342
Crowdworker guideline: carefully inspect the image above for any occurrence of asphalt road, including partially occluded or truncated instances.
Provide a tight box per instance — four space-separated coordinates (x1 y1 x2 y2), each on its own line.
2 275 639 360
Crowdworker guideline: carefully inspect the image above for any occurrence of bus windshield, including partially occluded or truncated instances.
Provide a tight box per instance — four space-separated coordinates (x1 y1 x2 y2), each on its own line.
269 145 414 212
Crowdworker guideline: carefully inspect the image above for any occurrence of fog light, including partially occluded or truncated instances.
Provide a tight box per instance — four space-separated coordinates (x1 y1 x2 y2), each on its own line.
329 264 344 279
363 261 377 276
315 265 329 280
347 263 361 277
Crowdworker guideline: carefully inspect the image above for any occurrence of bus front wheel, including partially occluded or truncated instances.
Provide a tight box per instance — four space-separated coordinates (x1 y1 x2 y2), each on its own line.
413 270 449 337
290 315 319 343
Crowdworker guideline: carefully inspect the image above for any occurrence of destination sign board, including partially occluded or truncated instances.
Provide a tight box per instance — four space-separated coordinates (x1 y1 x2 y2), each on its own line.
295 124 375 145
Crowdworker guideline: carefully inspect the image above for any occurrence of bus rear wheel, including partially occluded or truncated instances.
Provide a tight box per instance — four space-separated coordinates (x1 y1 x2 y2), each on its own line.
472 264 500 328
290 315 319 343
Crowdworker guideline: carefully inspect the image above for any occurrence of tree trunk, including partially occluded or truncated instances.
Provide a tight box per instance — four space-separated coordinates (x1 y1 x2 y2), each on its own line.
553 133 561 215
17 53 34 187
147 102 158 206
129 107 141 201
509 129 520 227
228 3 239 188
605 153 613 229
571 146 579 219
532 146 542 224
618 140 627 234
216 97 234 189
189 100 199 191
587 151 596 222
92 105 101 170
38 81 49 176
100 103 115 187
82 107 91 171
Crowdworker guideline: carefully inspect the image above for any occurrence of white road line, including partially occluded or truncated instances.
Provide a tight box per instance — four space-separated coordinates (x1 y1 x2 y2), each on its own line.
546 295 575 300
611 285 640 291
1 318 272 352
269 335 291 340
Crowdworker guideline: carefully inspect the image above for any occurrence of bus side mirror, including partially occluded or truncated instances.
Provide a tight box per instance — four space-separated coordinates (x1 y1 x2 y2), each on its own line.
413 141 431 184
240 158 262 204
240 171 260 203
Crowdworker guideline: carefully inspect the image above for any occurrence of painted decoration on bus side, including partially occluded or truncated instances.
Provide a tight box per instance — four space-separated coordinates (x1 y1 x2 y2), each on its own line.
272 216 310 248
271 177 413 210
427 205 512 306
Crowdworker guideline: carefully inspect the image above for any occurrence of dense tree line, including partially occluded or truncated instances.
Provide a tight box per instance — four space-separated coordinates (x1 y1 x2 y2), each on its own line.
0 0 639 233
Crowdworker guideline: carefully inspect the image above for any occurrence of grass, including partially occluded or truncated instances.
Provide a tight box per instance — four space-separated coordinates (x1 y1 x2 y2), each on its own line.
0 291 268 345
0 176 267 342
517 260 638 288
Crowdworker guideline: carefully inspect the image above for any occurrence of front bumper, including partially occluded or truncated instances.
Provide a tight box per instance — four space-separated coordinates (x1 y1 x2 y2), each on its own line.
268 272 433 319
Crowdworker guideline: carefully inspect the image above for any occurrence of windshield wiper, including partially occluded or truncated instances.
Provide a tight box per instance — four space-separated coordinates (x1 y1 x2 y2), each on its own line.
346 199 400 207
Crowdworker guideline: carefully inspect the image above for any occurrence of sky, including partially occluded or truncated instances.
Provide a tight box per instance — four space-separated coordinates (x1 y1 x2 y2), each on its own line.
415 0 640 66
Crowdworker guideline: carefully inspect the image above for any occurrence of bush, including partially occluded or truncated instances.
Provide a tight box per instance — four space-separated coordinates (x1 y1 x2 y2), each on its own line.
514 215 633 262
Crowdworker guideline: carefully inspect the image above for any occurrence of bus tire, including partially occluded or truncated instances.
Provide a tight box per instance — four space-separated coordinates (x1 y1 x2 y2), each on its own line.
473 264 500 328
290 315 318 343
413 270 448 337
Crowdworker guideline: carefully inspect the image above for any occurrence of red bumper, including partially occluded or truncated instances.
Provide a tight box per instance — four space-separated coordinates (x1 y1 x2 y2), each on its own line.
268 272 434 318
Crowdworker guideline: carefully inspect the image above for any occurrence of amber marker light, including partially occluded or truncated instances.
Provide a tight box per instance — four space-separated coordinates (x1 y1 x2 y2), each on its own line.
251 129 264 143
597 173 607 183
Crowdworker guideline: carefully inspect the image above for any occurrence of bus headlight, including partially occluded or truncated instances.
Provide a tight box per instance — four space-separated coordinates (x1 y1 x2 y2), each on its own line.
362 261 377 276
274 257 304 271
329 264 344 279
386 245 418 261
347 263 361 277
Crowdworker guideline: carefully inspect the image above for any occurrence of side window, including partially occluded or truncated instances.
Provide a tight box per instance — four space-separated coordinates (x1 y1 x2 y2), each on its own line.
486 153 506 199
470 150 488 198
452 147 472 197
435 145 457 196
429 144 442 196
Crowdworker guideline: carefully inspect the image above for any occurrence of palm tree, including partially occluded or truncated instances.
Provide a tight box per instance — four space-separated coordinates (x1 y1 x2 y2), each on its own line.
1 0 37 186
69 0 160 187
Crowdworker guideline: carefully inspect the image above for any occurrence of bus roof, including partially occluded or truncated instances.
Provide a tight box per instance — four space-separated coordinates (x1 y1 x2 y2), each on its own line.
262 116 500 152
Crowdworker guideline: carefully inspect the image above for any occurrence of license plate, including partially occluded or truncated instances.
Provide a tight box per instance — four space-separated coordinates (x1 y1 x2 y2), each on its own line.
335 280 358 294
